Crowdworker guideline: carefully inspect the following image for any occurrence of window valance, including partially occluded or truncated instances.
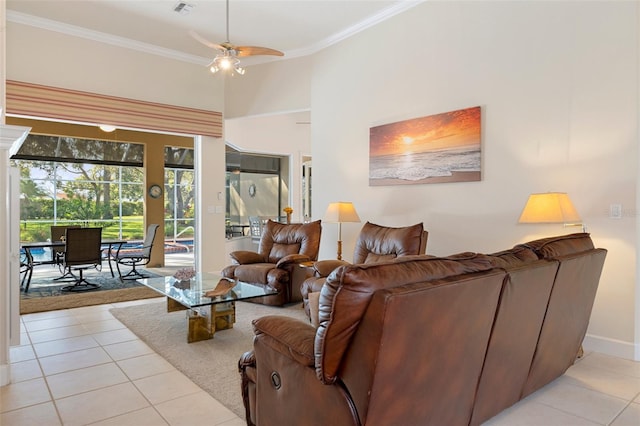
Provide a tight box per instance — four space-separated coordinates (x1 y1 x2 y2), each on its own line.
6 80 222 137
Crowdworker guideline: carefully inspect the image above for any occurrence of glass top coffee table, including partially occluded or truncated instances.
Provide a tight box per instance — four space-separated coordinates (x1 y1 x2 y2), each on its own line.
139 272 278 343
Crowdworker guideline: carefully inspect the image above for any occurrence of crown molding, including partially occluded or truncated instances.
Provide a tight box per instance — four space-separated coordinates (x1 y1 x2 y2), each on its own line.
7 1 425 66
285 1 425 60
6 10 210 66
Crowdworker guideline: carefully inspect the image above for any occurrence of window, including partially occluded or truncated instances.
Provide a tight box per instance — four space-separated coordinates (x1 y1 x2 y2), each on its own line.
12 133 197 244
13 159 144 242
165 168 195 242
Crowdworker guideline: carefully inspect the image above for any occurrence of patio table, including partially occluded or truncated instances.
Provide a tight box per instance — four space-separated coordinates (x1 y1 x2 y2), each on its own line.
20 239 126 292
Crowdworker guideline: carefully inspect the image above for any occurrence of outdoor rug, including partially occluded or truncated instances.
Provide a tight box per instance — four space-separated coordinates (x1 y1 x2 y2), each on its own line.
20 270 162 314
109 300 309 418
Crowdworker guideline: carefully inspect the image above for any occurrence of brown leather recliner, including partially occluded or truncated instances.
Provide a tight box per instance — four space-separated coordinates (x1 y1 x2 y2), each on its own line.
222 220 322 306
300 221 427 317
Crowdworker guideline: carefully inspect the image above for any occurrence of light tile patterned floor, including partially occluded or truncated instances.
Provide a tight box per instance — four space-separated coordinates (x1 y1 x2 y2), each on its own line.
2 298 639 425
2 299 244 426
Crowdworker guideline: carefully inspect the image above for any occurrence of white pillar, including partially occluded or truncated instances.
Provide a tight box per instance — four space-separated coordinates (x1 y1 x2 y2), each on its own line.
1 0 32 386
0 125 30 386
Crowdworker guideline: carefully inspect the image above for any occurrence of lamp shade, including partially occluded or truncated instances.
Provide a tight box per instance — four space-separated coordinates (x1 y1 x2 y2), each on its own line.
323 202 361 223
518 192 581 224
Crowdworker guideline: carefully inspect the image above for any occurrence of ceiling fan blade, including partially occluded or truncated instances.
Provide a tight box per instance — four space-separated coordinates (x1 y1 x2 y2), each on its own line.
189 30 225 51
236 46 285 57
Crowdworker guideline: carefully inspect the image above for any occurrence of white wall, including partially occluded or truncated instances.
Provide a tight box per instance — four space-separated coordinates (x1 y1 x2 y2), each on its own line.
225 56 312 118
6 23 223 110
225 111 311 223
305 1 638 359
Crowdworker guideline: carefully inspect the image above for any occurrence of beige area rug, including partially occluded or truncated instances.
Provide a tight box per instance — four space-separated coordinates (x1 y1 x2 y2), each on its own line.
20 270 163 314
110 300 308 418
21 286 160 314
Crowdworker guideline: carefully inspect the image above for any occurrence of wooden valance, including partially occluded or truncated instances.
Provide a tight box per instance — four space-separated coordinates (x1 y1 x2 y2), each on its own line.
6 80 222 137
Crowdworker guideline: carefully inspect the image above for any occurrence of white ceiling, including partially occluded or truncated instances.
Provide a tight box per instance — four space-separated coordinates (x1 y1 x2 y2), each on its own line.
7 0 423 67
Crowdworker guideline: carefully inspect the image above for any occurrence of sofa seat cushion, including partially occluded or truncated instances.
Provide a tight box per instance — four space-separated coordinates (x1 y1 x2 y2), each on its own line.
315 253 494 384
519 232 594 258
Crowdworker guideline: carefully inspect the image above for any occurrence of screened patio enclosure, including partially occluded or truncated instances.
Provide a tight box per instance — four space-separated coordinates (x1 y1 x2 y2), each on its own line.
11 130 195 267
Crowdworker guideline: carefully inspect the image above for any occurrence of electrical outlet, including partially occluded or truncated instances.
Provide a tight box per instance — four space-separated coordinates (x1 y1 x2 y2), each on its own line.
610 204 622 219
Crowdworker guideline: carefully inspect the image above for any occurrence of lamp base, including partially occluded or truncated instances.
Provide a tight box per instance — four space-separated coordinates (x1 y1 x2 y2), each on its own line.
337 240 343 261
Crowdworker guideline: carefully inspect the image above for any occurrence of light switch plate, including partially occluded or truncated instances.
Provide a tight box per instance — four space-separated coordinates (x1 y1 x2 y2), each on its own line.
610 204 622 219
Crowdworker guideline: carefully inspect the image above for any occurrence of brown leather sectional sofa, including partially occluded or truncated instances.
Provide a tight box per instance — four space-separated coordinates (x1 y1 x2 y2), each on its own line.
239 233 607 426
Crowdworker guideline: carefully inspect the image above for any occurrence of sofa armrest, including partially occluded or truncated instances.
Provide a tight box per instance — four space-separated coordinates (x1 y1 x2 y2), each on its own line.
252 315 316 367
251 317 361 425
314 259 350 276
238 350 257 426
276 254 311 269
229 251 265 264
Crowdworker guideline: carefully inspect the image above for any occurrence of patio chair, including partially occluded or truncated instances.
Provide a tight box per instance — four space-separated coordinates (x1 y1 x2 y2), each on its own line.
115 223 160 280
248 216 268 247
50 225 81 265
19 248 33 292
60 227 103 292
50 225 82 282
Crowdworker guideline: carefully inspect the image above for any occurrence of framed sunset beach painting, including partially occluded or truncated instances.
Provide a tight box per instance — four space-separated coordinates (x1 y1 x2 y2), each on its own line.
369 106 481 186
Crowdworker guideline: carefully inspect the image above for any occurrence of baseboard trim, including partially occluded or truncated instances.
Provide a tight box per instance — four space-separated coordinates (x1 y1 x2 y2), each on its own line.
583 333 639 361
0 363 10 386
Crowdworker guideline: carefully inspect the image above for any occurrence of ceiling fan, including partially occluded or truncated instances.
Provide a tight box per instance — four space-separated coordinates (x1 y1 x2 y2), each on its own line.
191 0 284 75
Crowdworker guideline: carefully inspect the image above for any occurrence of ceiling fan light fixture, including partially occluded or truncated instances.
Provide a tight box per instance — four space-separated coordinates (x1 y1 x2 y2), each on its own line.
219 56 233 70
209 53 245 75
191 0 282 77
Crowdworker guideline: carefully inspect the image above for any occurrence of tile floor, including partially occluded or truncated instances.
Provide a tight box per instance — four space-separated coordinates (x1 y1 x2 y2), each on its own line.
2 298 244 426
2 298 640 426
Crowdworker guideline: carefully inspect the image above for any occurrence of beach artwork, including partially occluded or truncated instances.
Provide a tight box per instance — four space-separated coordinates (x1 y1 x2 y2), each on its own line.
369 106 481 186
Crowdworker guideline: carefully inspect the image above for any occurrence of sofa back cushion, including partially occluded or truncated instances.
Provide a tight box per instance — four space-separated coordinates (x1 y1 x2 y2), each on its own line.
470 259 559 425
518 232 594 259
339 269 505 426
259 220 322 264
486 246 539 268
353 222 425 264
314 253 494 384
522 248 607 396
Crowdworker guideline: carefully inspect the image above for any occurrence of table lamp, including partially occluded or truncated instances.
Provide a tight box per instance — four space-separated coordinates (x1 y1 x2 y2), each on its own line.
323 202 361 260
518 192 585 232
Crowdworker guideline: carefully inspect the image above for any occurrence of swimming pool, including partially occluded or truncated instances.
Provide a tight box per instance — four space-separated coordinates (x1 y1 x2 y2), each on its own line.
24 240 193 263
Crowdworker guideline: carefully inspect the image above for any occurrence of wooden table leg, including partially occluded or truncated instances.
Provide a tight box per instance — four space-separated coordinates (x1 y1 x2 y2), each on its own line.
212 302 236 333
165 297 237 343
